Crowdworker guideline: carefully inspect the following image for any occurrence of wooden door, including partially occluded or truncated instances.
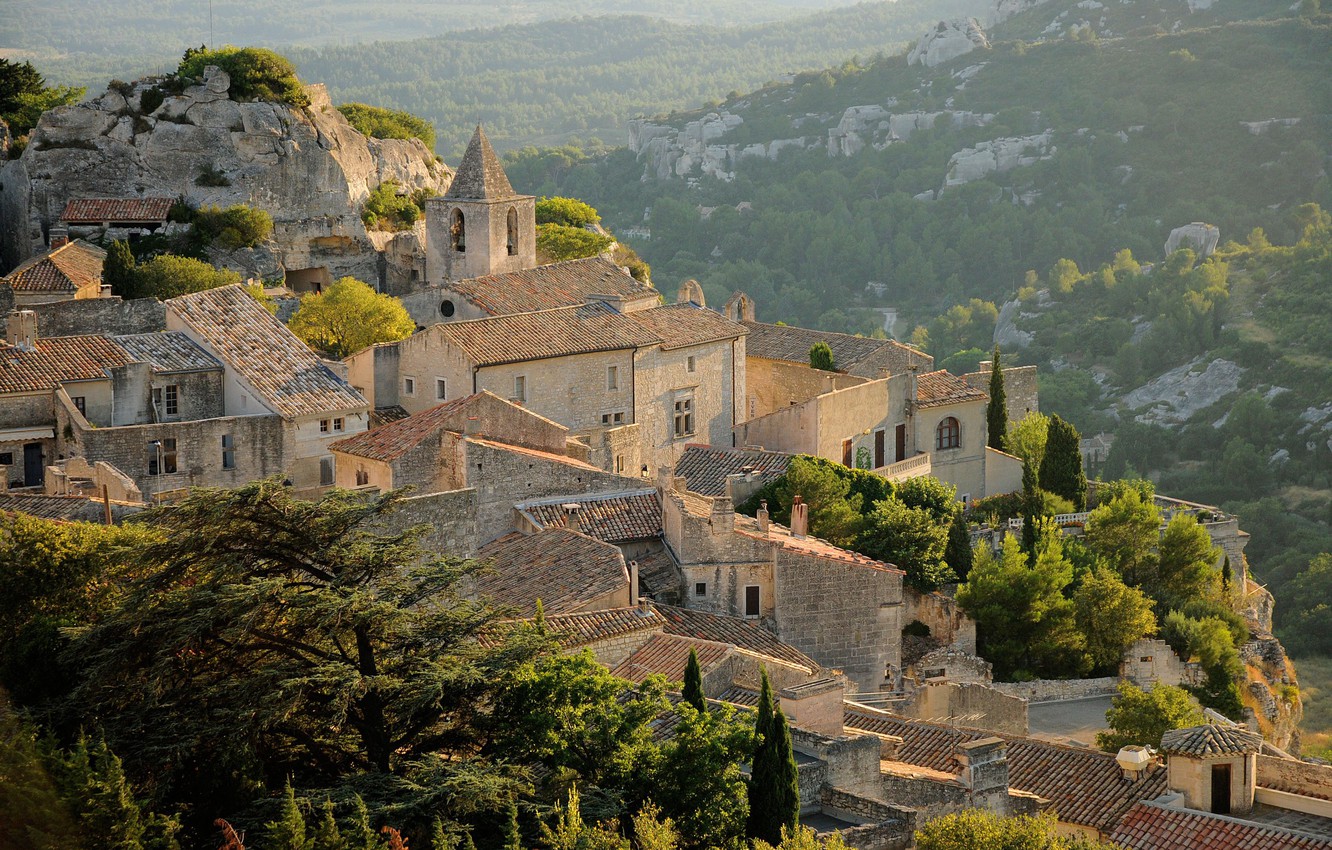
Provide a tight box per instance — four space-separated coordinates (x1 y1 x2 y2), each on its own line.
895 424 907 462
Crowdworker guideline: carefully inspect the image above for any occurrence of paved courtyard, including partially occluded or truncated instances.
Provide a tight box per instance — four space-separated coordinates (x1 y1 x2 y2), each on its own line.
1027 695 1114 746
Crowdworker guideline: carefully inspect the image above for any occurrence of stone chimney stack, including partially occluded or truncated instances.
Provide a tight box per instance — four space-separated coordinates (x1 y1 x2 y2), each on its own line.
562 503 581 533
673 475 689 493
790 495 808 538
958 737 1010 816
757 499 770 534
779 679 846 737
629 560 640 606
49 226 69 250
6 310 37 350
710 494 734 534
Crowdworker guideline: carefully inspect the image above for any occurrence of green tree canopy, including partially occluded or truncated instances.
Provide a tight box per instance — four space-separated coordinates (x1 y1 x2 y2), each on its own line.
338 103 436 149
0 58 84 139
1153 513 1221 611
916 809 1116 850
682 648 705 713
192 204 274 250
361 181 423 232
986 347 1007 450
289 277 416 358
808 341 835 371
536 223 614 264
1039 414 1086 510
1073 567 1156 673
131 255 241 300
177 46 310 107
1004 411 1048 468
1096 682 1204 751
536 197 601 228
1083 488 1161 588
855 497 952 592
103 239 137 299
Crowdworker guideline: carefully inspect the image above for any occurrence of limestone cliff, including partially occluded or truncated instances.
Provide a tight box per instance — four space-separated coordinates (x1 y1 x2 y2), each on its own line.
1 67 451 284
1240 579 1304 752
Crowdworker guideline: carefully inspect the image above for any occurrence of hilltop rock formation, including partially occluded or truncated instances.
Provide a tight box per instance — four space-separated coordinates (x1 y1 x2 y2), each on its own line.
943 131 1054 188
629 111 812 182
908 19 990 69
1165 221 1221 258
828 107 993 158
1 67 451 285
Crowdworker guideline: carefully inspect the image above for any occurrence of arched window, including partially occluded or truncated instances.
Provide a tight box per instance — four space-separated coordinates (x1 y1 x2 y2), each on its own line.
936 417 960 450
450 209 466 253
506 207 519 256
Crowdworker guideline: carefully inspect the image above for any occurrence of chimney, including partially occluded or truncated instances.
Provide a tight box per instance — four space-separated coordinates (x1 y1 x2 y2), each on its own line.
1116 746 1154 781
779 678 846 737
629 559 640 605
673 475 689 493
49 226 69 250
790 495 808 538
710 494 734 533
757 499 770 533
6 311 37 350
562 503 581 533
958 737 1010 815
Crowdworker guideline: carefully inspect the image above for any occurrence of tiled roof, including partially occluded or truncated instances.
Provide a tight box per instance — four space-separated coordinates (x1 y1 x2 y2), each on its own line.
1113 802 1332 850
330 396 474 461
674 444 793 497
0 494 106 522
742 322 927 377
444 126 517 200
474 528 629 617
60 197 173 223
1160 724 1264 757
0 334 134 395
624 303 747 350
436 301 660 366
656 604 819 672
2 241 105 294
612 633 731 683
518 489 663 542
915 369 988 408
448 257 657 316
544 605 667 648
166 286 366 418
110 332 222 373
369 406 410 428
465 436 601 471
842 707 1168 833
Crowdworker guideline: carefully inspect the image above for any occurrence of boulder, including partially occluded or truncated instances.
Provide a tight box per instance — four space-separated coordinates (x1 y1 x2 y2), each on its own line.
943 131 1053 187
908 19 990 68
1165 222 1220 258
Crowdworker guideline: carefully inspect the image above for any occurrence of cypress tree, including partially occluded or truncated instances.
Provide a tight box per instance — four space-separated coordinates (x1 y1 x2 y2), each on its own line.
104 239 138 299
747 668 785 844
1039 414 1087 510
1020 456 1039 561
768 708 800 840
1221 556 1233 591
503 801 522 850
682 647 706 712
945 508 974 581
809 341 835 371
987 346 1007 451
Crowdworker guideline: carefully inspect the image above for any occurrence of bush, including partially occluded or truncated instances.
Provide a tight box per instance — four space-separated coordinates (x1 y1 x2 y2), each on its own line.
138 85 165 115
536 196 600 228
195 163 231 187
134 255 241 299
337 103 435 150
536 223 613 263
176 46 309 108
193 204 273 249
361 180 422 232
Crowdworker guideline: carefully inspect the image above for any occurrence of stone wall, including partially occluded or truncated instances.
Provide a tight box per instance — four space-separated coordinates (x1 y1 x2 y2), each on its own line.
744 356 866 420
904 589 977 654
990 677 1119 702
373 487 480 558
1257 754 1332 801
818 788 915 850
3 294 166 338
579 625 663 669
792 727 884 799
1121 638 1194 689
878 771 967 820
963 363 1039 422
902 682 1028 736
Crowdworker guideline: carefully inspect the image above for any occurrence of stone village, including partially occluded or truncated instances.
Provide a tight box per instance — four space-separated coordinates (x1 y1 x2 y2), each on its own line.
1 68 1330 850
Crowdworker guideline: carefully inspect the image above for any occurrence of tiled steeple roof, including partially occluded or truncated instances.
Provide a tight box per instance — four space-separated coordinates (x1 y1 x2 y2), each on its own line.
444 125 516 200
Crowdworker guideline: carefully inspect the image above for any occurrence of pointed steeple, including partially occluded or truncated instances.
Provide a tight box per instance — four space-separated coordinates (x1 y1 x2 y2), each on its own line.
445 125 516 200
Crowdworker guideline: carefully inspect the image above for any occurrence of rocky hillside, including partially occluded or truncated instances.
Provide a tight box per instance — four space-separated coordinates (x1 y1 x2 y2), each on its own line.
0 66 451 283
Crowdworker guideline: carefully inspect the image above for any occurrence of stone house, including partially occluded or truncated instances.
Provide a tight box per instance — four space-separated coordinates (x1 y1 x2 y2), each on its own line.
58 197 174 244
1 240 107 306
962 359 1039 424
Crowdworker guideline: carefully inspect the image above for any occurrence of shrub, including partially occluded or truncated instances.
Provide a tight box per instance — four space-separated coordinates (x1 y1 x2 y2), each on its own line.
193 204 273 250
195 163 230 187
176 46 309 108
337 103 435 150
361 181 422 232
536 223 613 263
134 255 241 299
536 196 600 228
138 85 166 115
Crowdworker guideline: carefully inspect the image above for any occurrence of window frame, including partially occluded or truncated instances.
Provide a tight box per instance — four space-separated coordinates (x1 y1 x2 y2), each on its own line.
403 376 416 397
744 585 761 618
319 456 335 486
436 377 448 401
513 375 527 403
164 384 179 417
221 433 236 470
936 416 961 451
673 393 695 438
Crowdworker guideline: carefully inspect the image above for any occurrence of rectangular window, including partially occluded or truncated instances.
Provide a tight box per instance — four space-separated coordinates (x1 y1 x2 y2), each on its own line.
842 438 853 467
601 411 625 426
607 365 618 391
72 396 86 416
514 375 526 403
695 582 708 597
165 384 179 417
319 456 335 486
162 438 177 474
403 376 416 396
687 355 696 373
673 395 694 438
0 452 12 466
616 455 625 474
436 378 448 401
221 434 235 469
320 419 330 433
333 417 344 433
744 585 761 617
356 467 369 486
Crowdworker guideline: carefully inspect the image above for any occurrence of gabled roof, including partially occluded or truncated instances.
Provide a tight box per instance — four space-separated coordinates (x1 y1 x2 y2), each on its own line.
447 257 657 316
434 301 660 366
1160 724 1263 757
656 604 819 672
444 126 517 200
674 444 793 497
742 321 929 378
110 332 222 374
2 241 106 294
518 489 663 542
60 197 173 223
612 633 731 683
624 302 747 350
0 494 114 523
0 334 134 395
474 528 629 617
166 286 366 418
915 369 988 408
330 395 474 462
478 604 666 649
1113 801 1332 850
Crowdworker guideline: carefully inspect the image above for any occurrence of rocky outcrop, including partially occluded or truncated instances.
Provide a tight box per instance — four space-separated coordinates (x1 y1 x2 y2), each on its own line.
3 69 451 284
943 131 1054 188
1119 357 1243 425
1165 222 1220 258
992 0 1046 24
827 107 992 158
908 19 990 69
629 112 814 182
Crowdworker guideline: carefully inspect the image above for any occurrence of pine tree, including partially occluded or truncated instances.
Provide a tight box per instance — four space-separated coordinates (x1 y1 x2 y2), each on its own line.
266 779 311 850
503 802 522 850
1221 556 1233 591
429 820 455 850
312 799 346 850
682 647 706 712
986 346 1007 451
1020 456 1039 561
104 239 138 299
1039 414 1087 510
345 795 382 850
945 508 974 581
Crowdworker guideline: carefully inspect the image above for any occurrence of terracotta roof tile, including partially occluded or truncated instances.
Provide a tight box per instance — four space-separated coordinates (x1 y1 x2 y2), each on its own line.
0 494 107 523
474 528 629 617
674 444 793 497
742 321 929 378
2 241 105 294
110 332 221 373
60 197 173 223
0 334 134 395
330 396 475 461
624 303 746 350
1113 802 1332 850
915 369 988 408
435 301 660 366
1160 724 1263 757
445 126 517 200
518 489 663 542
479 604 666 649
465 436 600 471
369 406 410 428
656 604 819 672
448 257 657 316
612 633 731 683
166 286 366 418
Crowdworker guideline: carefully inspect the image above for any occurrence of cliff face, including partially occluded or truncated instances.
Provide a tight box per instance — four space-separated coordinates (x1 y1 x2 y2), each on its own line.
1241 580 1304 752
1 67 450 284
